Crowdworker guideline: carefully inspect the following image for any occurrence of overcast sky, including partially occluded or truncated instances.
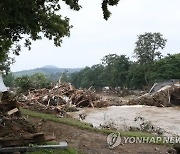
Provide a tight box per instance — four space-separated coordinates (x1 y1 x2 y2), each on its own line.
11 0 180 72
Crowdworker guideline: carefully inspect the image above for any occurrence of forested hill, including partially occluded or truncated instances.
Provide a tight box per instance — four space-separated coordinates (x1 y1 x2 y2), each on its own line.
70 53 180 90
13 66 82 77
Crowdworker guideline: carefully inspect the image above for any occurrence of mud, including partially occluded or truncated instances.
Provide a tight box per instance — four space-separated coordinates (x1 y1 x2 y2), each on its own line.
69 105 180 136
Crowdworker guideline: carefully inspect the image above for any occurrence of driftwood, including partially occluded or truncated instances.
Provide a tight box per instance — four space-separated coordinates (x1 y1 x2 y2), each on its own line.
0 98 49 148
128 84 180 107
18 83 108 114
0 133 45 147
7 108 19 115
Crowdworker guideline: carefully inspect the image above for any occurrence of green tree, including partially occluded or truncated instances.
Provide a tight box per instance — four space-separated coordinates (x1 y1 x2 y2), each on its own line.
133 32 167 86
70 54 130 89
134 32 167 64
3 72 15 87
127 63 148 89
0 52 14 73
60 70 68 83
70 67 93 88
128 53 180 89
78 67 93 88
15 73 50 92
0 0 120 71
69 72 80 87
30 73 50 89
101 54 130 88
150 53 180 80
15 75 32 92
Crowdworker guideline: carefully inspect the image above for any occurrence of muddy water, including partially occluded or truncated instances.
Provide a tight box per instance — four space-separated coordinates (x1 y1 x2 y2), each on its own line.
69 105 180 136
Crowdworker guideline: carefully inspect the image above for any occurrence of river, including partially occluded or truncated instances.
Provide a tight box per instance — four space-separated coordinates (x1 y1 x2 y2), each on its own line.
69 105 180 136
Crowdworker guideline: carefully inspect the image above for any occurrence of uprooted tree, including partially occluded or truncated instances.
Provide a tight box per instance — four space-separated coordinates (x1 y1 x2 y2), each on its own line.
0 0 120 71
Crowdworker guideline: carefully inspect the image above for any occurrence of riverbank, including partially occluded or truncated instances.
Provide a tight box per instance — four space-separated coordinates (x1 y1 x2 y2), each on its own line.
22 109 171 154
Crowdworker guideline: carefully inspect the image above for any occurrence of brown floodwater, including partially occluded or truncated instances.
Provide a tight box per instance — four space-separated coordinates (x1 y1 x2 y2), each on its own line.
69 105 180 136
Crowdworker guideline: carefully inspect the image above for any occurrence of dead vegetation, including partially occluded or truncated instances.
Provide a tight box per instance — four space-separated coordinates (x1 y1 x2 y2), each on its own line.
128 84 180 107
0 83 109 148
17 83 108 115
1 81 179 151
129 116 164 135
0 95 54 148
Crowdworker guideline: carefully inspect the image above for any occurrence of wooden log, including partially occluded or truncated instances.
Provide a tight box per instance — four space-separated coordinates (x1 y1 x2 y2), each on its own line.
90 101 94 108
0 133 46 147
75 99 89 107
7 108 19 115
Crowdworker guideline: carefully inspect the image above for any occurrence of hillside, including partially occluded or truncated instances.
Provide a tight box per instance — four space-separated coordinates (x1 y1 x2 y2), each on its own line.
13 66 82 77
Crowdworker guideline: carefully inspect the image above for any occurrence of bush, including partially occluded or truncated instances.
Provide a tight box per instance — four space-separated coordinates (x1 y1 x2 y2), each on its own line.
15 73 51 92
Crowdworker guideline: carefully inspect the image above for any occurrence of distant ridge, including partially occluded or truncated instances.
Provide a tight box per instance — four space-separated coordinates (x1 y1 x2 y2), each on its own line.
42 65 58 69
13 65 82 77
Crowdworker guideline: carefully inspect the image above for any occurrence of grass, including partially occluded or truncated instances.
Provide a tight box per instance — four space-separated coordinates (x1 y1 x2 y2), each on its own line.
20 108 166 144
25 147 79 154
21 108 93 130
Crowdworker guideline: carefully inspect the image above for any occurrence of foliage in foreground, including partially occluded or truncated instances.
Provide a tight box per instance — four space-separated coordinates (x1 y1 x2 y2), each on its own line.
0 0 120 71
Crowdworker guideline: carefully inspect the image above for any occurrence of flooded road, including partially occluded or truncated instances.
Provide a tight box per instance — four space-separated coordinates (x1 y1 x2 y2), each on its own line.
69 105 180 136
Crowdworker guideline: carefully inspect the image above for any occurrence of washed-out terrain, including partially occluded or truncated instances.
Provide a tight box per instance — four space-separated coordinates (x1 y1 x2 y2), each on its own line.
0 81 180 153
69 105 180 136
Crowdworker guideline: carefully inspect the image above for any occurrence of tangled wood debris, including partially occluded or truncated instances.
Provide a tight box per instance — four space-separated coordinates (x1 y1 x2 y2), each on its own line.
0 95 54 148
18 83 108 114
128 83 180 107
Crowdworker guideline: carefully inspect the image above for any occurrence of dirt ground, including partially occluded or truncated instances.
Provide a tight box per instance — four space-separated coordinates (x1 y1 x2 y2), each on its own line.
27 117 171 154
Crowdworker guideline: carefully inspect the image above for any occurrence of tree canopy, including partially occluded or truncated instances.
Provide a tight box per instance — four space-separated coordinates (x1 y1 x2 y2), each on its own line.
0 0 120 71
71 54 130 89
133 32 167 86
70 53 180 90
134 32 167 64
15 73 51 92
70 32 179 90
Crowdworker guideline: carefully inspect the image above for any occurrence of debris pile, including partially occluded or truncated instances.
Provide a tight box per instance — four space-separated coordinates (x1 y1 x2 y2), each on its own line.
0 95 51 147
18 83 108 114
128 84 180 107
102 87 134 97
